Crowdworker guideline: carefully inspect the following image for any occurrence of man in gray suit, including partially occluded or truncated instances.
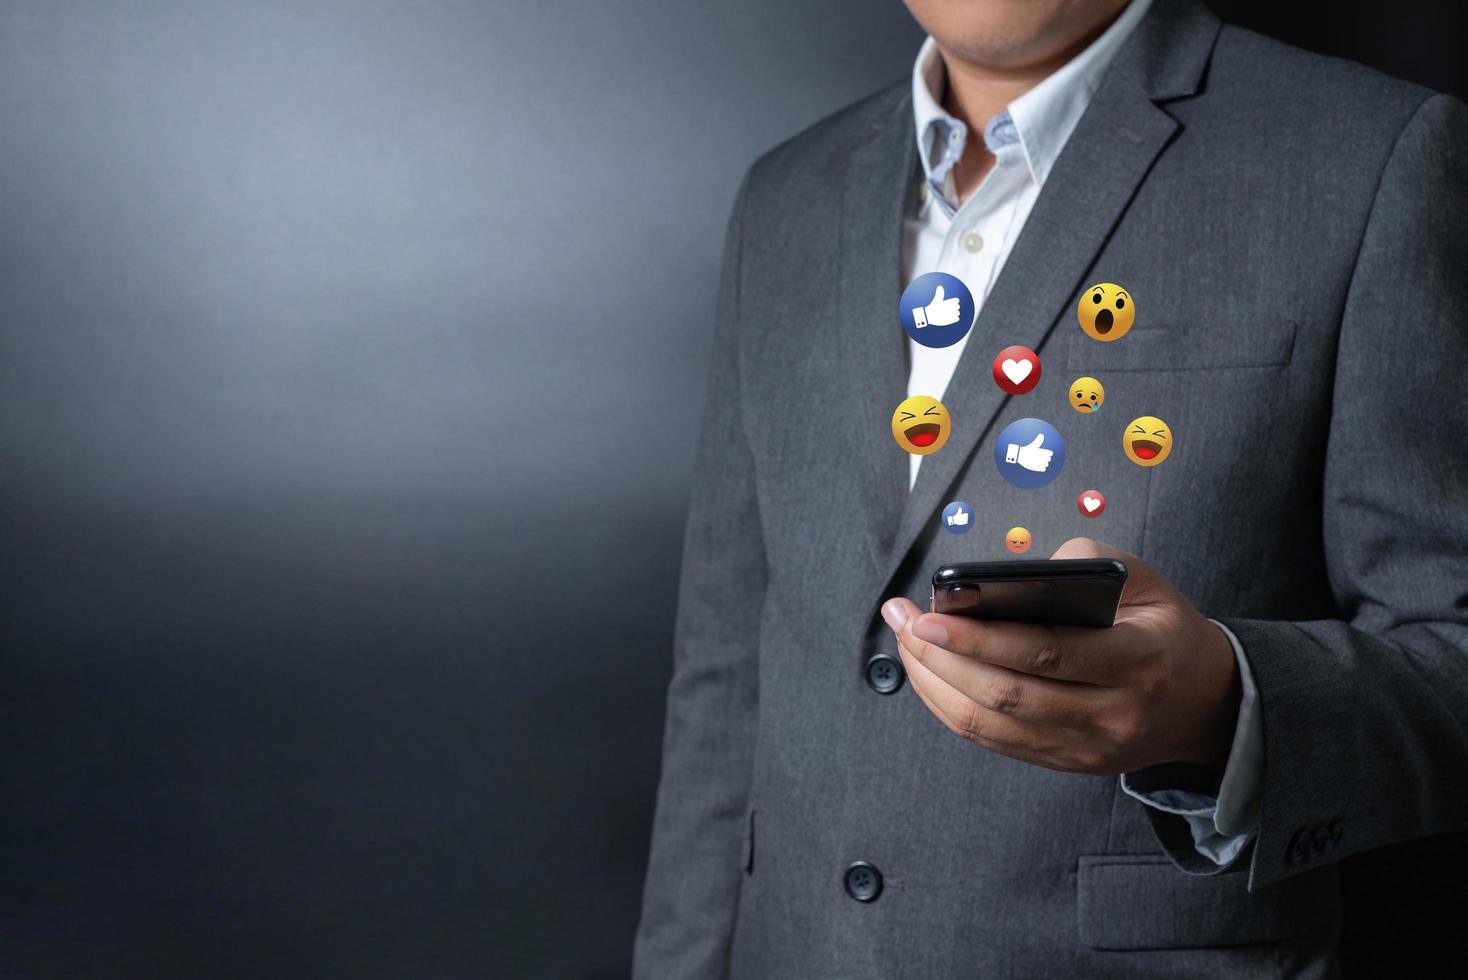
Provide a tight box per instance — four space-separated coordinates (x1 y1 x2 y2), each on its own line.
634 0 1468 975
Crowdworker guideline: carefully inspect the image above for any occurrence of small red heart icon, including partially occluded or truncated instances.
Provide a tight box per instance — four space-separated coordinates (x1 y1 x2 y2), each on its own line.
1078 490 1105 518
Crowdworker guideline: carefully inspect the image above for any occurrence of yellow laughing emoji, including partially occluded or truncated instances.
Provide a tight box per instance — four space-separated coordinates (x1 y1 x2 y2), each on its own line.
1123 416 1173 466
891 395 951 455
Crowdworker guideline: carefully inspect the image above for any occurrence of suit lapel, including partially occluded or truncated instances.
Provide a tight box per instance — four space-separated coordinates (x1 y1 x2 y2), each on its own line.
881 0 1222 586
834 90 919 571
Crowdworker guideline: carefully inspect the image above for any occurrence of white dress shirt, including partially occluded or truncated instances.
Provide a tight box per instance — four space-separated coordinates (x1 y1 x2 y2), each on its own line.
899 0 1262 864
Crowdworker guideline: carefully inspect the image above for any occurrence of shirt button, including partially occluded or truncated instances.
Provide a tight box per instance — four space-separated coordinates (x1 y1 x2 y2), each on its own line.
843 861 883 902
961 231 984 253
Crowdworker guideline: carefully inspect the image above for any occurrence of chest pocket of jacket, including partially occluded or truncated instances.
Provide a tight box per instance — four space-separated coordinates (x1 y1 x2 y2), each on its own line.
1065 320 1297 373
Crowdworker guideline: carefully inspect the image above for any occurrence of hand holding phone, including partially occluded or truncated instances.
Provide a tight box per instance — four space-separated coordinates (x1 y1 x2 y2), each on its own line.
880 540 1241 777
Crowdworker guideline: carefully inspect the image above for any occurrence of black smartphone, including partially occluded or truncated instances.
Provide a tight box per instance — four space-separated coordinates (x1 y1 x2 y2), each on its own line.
930 559 1127 628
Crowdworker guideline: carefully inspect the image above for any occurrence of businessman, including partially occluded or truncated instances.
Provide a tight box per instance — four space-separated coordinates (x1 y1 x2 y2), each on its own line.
635 0 1468 975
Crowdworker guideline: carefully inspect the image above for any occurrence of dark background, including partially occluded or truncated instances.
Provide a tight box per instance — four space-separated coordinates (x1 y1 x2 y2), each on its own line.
0 1 1463 977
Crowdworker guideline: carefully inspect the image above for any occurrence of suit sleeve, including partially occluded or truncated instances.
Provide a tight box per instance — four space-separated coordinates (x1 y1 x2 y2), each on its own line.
1142 94 1468 892
632 170 764 977
1120 620 1261 866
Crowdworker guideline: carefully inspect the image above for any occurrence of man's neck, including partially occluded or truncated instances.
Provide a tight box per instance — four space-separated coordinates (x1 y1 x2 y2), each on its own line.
936 15 1123 204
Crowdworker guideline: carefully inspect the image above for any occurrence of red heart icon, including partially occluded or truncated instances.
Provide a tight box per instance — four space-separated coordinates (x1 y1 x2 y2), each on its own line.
1077 490 1106 518
991 345 1041 395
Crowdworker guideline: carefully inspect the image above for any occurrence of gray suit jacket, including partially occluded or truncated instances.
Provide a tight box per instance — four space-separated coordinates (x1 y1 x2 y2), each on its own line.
634 2 1468 976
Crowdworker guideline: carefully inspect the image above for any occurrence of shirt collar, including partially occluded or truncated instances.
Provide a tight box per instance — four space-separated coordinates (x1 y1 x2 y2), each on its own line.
911 0 1153 205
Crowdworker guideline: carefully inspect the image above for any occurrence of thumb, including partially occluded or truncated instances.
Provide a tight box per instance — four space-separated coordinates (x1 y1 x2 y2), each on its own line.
1023 433 1045 449
881 595 926 630
930 284 946 304
1048 538 1167 608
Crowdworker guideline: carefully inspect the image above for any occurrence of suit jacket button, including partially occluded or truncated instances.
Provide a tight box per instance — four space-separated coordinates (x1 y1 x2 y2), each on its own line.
865 653 905 694
844 861 883 902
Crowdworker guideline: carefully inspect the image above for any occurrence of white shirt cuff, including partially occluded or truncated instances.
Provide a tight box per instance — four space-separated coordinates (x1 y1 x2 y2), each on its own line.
1119 618 1263 865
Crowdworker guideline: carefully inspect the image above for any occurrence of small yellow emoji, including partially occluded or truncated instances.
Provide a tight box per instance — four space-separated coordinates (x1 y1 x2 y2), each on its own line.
891 395 951 455
1123 416 1173 466
1077 283 1134 342
1070 376 1105 413
1005 526 1032 554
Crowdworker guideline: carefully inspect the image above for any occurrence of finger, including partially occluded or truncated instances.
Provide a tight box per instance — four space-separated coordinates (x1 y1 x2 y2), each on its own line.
898 618 1115 726
907 610 1154 686
890 594 1145 686
1048 537 1173 609
881 596 925 629
900 644 1113 773
1023 433 1044 448
898 641 1102 772
931 284 945 303
898 638 1041 748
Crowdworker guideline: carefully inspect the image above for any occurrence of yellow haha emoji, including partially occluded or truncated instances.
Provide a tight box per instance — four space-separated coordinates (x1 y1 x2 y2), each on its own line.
891 395 951 455
1070 376 1105 413
1077 283 1134 342
1123 416 1173 466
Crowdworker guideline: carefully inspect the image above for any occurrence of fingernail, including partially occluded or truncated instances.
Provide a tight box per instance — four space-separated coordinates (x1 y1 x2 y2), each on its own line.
880 600 907 631
911 616 948 646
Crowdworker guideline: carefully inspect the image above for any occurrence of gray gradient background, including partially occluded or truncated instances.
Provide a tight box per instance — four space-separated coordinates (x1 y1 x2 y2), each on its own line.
0 2 1462 977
